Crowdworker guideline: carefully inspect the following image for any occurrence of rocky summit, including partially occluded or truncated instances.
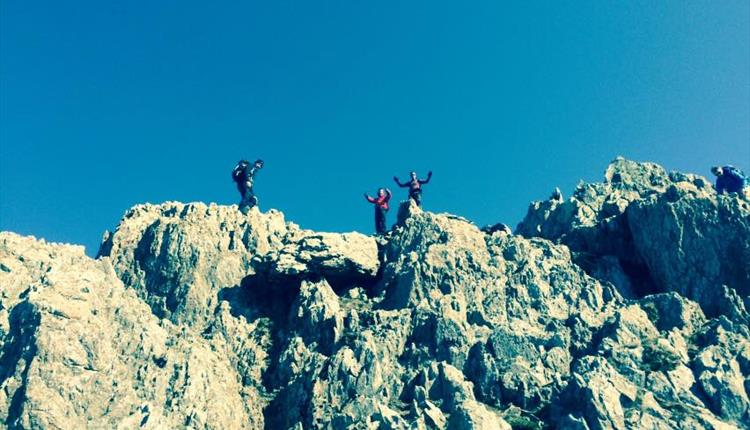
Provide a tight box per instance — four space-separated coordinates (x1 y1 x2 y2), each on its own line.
1 158 749 430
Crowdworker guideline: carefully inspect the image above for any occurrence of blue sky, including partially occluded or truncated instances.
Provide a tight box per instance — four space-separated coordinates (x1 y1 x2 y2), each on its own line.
1 1 748 255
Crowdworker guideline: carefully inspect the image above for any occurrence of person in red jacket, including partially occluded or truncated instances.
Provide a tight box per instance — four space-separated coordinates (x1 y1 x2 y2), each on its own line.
364 188 392 234
394 171 432 206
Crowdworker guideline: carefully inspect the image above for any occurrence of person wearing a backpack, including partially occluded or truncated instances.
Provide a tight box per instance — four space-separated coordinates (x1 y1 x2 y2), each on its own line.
711 165 748 196
364 188 392 235
232 159 264 213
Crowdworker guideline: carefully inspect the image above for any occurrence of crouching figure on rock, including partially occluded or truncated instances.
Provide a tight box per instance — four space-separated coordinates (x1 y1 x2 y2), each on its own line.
711 165 749 198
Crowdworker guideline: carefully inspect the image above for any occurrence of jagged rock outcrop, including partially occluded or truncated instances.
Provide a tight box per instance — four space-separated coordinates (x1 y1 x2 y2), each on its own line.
627 190 750 317
99 202 378 325
0 233 264 429
2 158 749 429
518 157 750 316
98 202 290 329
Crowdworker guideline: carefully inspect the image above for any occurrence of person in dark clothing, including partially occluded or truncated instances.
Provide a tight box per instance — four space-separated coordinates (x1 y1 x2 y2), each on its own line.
711 165 747 195
232 159 264 213
394 171 432 206
364 188 392 234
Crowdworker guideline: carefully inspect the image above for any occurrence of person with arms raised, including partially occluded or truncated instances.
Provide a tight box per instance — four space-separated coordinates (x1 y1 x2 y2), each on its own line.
394 171 432 206
364 188 392 235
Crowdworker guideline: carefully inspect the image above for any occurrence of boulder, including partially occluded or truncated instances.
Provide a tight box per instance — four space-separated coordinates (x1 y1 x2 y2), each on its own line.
255 230 379 284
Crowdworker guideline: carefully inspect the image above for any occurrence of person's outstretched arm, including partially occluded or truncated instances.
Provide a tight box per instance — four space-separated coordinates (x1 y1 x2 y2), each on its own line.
364 193 375 203
245 166 259 184
419 171 433 184
394 176 408 187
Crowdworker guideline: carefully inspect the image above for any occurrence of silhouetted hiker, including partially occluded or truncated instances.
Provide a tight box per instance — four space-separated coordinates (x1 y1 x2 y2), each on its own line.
394 171 432 206
232 159 264 213
550 187 563 202
482 223 512 235
711 165 748 195
364 188 392 234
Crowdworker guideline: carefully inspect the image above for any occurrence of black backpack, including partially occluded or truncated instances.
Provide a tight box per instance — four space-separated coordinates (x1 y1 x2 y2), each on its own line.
232 160 249 183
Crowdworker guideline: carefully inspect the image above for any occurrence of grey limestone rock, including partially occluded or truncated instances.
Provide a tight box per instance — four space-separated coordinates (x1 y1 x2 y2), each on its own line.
518 157 750 320
2 158 749 429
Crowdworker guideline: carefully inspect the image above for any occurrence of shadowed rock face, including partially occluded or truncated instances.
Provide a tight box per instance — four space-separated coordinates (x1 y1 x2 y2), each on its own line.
2 158 749 429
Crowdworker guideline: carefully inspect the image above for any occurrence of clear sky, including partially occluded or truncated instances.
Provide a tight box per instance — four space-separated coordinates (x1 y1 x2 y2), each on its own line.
1 1 749 255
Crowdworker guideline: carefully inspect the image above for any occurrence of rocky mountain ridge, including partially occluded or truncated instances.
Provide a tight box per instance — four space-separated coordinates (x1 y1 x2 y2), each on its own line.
1 158 749 429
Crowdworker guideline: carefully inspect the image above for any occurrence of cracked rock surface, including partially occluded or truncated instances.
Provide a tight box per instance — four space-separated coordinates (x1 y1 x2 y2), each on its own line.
2 158 749 429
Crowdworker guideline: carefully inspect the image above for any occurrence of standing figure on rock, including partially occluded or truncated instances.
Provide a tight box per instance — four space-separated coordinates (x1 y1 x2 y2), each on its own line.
711 165 748 196
232 159 264 213
550 187 563 202
394 171 432 206
364 188 392 235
